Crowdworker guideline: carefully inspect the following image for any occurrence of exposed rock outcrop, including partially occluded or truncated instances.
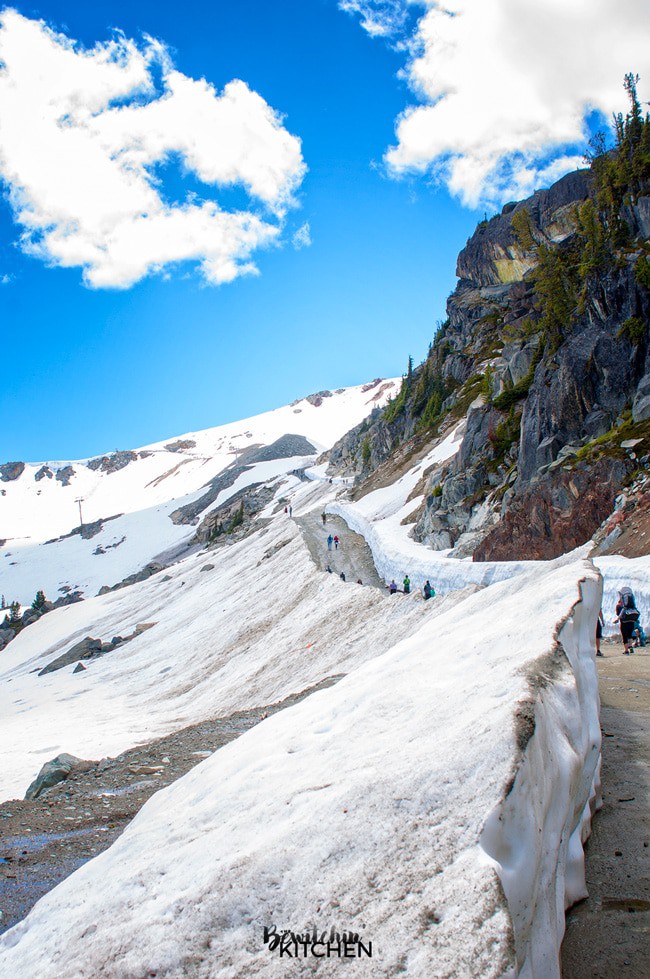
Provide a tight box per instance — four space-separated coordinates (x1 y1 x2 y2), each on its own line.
0 461 25 482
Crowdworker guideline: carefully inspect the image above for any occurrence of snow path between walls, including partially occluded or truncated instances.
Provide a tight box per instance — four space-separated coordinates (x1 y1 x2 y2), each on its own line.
0 556 602 978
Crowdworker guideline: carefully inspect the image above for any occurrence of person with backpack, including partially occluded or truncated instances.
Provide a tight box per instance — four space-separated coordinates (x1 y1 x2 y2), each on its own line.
333 535 340 550
403 575 411 594
615 588 640 654
633 622 647 647
327 534 333 550
423 580 434 601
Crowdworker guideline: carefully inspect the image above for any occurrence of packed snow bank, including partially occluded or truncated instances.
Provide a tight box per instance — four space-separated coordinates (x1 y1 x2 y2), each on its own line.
481 570 602 979
0 557 601 978
0 493 432 801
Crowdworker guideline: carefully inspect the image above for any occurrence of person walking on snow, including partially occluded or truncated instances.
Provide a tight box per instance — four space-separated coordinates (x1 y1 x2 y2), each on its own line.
327 534 333 550
595 608 604 656
615 588 640 655
423 580 434 601
388 580 397 594
333 535 339 549
403 575 411 594
322 512 327 525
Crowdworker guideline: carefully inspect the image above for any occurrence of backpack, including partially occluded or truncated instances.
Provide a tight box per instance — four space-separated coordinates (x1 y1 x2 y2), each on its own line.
621 605 640 623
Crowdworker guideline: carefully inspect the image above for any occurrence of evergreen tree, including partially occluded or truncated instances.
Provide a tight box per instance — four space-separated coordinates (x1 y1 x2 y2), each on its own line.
32 590 46 611
9 601 21 625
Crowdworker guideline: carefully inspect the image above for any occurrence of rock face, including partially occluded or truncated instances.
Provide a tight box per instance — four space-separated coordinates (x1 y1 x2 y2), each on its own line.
0 461 25 482
24 753 85 800
171 434 316 526
38 637 103 676
55 466 75 486
87 451 138 473
34 465 53 481
164 439 196 453
328 165 649 560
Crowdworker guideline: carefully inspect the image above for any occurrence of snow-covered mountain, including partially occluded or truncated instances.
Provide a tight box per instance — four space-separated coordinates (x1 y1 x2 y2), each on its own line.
0 379 645 977
1 380 397 603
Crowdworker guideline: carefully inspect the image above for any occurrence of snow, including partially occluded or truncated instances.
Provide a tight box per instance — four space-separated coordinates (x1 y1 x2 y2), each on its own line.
0 390 643 977
0 381 398 604
0 549 602 978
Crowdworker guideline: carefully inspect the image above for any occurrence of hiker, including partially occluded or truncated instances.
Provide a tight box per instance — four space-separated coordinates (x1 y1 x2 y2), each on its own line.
423 580 434 601
340 571 346 581
388 580 397 594
403 575 411 594
633 622 647 647
334 535 340 550
357 578 362 585
615 588 640 654
322 512 327 525
289 505 293 518
595 608 604 656
326 565 332 573
327 534 333 550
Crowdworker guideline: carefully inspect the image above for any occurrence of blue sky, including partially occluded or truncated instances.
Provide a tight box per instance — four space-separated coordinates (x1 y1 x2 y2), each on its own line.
1 0 648 461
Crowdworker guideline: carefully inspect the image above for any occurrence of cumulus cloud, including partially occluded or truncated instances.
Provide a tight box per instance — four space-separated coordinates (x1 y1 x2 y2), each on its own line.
343 0 650 207
292 222 312 249
0 10 306 287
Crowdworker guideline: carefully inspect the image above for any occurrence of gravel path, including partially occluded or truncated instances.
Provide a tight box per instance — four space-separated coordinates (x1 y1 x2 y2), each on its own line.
0 676 342 936
295 510 385 589
561 639 650 978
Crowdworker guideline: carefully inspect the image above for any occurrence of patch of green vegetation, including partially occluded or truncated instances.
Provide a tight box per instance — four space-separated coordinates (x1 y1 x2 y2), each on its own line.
511 208 537 251
617 316 647 345
488 409 521 462
432 483 443 498
636 254 650 289
361 436 371 467
492 340 544 410
574 415 650 465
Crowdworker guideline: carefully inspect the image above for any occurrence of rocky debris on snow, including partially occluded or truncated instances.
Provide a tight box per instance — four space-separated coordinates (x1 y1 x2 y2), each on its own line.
87 451 138 474
199 564 215 572
164 439 196 453
38 624 155 676
0 462 25 482
44 514 124 545
72 663 86 674
172 434 316 527
194 484 275 545
34 466 53 482
0 627 15 649
24 753 87 800
305 390 332 407
96 562 165 595
0 676 343 936
55 466 75 486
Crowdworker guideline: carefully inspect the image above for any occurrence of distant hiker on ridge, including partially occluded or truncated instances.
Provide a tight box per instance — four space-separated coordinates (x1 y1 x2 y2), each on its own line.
322 512 327 525
340 571 346 581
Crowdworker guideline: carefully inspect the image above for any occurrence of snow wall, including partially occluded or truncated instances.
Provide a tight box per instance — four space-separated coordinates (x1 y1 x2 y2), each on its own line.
481 571 602 979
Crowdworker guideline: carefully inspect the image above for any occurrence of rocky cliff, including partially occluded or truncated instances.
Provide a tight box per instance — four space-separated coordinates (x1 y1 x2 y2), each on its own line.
328 112 650 560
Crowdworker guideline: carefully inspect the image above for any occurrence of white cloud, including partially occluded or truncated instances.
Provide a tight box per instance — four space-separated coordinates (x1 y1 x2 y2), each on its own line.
344 0 650 208
292 222 312 249
0 10 306 288
0 274 13 285
339 1 412 38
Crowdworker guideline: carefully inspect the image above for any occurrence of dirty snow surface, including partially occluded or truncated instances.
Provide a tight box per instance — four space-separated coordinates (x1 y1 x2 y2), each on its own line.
0 400 615 978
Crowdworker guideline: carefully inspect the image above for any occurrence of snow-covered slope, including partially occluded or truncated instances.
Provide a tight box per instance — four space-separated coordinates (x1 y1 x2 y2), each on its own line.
1 381 397 603
0 387 641 978
0 535 602 978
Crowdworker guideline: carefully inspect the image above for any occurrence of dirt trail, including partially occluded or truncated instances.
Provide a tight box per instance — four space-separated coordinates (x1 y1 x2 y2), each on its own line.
295 510 385 589
561 639 650 978
0 676 341 936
